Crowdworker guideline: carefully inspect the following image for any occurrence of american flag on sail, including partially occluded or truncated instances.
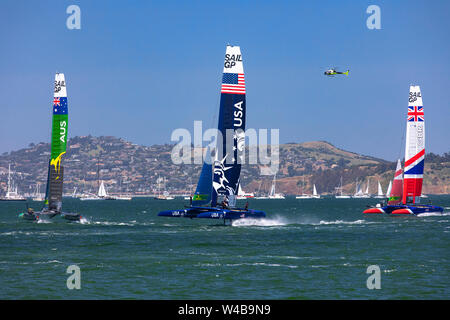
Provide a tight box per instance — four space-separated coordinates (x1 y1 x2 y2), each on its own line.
407 106 424 122
221 73 245 94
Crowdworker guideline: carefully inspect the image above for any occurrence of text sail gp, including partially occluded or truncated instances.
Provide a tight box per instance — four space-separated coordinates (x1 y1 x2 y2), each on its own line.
158 45 266 222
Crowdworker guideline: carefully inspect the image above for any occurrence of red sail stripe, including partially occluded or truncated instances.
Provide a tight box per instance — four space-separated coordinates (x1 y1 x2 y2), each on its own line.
404 149 425 168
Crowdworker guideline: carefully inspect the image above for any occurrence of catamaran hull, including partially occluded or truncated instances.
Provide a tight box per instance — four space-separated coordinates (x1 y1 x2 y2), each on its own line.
18 212 38 221
391 205 443 215
19 210 81 221
158 206 266 220
363 205 443 215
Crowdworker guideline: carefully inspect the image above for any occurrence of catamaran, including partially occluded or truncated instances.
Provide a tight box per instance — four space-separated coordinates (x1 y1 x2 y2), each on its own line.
19 73 81 221
363 85 443 215
158 45 266 222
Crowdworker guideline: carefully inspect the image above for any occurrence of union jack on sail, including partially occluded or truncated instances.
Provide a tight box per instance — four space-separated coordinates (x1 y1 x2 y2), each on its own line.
407 106 424 122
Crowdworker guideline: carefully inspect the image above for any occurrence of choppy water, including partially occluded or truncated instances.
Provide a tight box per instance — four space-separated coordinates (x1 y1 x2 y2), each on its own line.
1 196 449 299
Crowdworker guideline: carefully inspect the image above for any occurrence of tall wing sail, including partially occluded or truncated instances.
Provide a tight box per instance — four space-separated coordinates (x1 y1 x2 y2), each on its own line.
388 159 403 205
402 85 425 204
212 45 246 206
47 73 68 211
192 147 213 206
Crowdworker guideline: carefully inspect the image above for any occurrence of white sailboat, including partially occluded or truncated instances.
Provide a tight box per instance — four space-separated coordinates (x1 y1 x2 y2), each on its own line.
353 179 370 198
296 177 314 199
363 178 371 197
236 183 255 200
154 176 174 200
335 176 351 199
312 184 321 199
385 180 392 198
373 181 385 198
268 174 285 199
1 164 26 201
32 182 45 201
254 180 269 199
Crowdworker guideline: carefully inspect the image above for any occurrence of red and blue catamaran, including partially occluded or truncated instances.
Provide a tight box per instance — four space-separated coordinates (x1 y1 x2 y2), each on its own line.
158 45 266 223
363 85 443 215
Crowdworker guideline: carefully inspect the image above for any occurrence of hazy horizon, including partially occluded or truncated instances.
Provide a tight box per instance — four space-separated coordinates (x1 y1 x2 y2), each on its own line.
1 1 449 161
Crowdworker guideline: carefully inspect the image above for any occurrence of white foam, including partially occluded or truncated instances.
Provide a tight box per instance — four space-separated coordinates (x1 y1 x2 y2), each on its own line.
417 212 450 217
318 219 365 225
37 218 52 224
79 217 90 224
232 216 288 227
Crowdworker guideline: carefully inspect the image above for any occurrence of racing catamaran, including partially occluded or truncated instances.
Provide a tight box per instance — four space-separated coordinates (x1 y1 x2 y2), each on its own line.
19 73 81 221
158 45 266 223
363 85 443 215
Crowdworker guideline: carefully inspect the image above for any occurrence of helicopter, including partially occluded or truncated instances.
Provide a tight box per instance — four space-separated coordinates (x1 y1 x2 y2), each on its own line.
324 68 349 76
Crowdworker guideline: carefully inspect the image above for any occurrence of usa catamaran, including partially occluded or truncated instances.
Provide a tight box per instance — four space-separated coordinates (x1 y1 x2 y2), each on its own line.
158 45 266 222
19 73 81 221
363 85 443 215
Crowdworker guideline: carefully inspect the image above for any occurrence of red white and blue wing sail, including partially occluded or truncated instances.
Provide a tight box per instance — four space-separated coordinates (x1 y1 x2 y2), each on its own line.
402 85 425 204
212 45 246 206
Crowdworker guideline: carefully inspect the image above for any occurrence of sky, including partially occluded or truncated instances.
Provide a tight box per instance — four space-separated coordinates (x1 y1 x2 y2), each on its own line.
0 0 449 161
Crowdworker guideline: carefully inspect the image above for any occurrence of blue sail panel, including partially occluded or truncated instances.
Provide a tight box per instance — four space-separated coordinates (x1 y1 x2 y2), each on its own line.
192 147 213 206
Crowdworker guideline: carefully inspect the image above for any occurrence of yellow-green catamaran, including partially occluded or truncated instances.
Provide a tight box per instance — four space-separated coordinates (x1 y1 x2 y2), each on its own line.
20 73 81 221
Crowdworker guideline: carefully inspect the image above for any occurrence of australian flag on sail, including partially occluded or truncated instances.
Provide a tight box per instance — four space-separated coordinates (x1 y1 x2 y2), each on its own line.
53 97 68 115
221 73 245 95
407 106 424 122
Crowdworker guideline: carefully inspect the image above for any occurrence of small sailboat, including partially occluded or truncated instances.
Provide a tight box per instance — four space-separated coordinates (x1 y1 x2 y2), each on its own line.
363 178 371 197
385 180 392 198
267 174 285 199
254 180 269 199
312 184 321 199
363 85 443 214
295 177 317 199
352 179 369 198
32 183 45 201
154 176 174 200
335 176 351 199
19 73 81 221
158 45 266 222
98 181 116 200
373 181 385 199
0 164 26 201
236 183 254 200
296 177 313 199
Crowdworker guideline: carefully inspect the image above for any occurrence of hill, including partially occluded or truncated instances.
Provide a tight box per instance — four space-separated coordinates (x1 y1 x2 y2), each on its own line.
0 136 448 196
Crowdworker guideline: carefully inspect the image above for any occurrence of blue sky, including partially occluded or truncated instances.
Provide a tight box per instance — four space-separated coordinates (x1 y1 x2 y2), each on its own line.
0 0 449 160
